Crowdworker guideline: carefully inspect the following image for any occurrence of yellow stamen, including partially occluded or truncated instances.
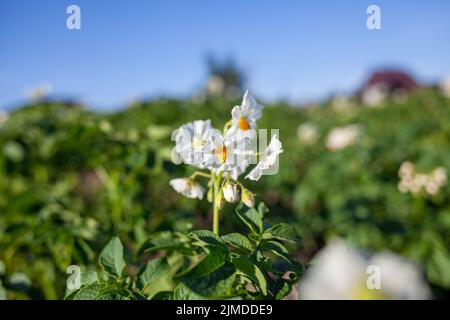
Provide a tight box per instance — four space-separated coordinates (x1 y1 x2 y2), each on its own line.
238 117 250 131
216 145 227 163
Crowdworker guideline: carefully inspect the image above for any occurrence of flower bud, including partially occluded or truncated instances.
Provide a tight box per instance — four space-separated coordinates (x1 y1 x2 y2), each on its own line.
223 182 239 203
207 187 214 203
241 188 255 208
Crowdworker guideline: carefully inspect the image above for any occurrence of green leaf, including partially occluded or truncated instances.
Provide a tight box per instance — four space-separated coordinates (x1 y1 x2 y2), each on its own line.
137 257 170 290
184 245 229 277
258 202 268 218
222 233 254 252
173 283 205 300
236 203 263 235
182 263 237 299
231 256 267 295
140 232 189 254
66 270 99 297
151 291 175 300
73 283 104 300
189 230 227 247
98 237 126 277
0 280 6 300
269 279 292 300
259 240 291 262
263 223 302 243
96 284 134 300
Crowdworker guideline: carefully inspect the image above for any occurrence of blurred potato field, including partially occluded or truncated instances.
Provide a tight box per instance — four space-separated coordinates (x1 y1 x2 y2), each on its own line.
1 88 449 299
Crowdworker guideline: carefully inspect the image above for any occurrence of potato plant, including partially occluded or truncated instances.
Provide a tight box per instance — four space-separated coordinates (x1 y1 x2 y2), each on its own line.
66 203 302 300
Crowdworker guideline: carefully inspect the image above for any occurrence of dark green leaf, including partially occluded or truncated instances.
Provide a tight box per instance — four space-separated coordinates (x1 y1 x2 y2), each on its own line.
73 283 104 300
137 257 170 290
263 223 302 243
173 283 205 300
222 233 254 252
231 256 267 295
98 237 126 277
189 230 226 247
259 240 291 262
184 245 229 277
182 263 237 299
236 203 263 235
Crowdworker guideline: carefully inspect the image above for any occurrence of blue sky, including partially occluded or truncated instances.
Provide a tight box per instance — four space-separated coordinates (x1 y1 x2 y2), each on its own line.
1 0 450 110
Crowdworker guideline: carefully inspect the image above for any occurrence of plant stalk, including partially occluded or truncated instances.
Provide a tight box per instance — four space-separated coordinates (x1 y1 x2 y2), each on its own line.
212 171 223 235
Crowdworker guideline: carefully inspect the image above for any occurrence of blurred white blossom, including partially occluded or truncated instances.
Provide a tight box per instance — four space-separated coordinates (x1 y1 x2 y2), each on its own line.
0 111 8 127
439 77 450 98
206 75 225 96
362 83 389 107
398 161 447 196
169 178 205 200
299 241 431 300
99 120 113 133
25 82 52 101
297 123 318 144
325 124 361 151
331 95 353 111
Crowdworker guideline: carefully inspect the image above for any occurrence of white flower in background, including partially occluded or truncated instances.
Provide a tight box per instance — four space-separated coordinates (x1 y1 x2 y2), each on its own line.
25 82 52 101
299 241 431 300
398 161 415 178
297 123 318 144
325 124 361 151
362 83 389 107
331 95 353 111
397 161 447 196
99 120 113 133
0 111 8 127
169 178 205 200
439 77 450 98
206 75 225 96
370 252 431 300
432 167 447 186
175 120 212 168
229 90 263 138
246 134 283 181
223 182 239 203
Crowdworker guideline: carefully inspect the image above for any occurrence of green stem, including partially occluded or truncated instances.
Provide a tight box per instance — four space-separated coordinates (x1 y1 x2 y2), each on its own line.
212 171 223 235
189 171 211 180
223 120 233 135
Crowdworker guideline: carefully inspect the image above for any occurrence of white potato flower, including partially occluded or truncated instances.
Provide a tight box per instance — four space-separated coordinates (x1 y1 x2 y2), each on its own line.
174 120 212 168
169 178 205 200
299 241 430 300
202 128 253 179
246 134 283 181
229 90 262 138
325 124 361 151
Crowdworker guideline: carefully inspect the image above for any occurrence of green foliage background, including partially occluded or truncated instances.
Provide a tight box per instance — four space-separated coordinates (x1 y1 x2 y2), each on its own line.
0 88 449 299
